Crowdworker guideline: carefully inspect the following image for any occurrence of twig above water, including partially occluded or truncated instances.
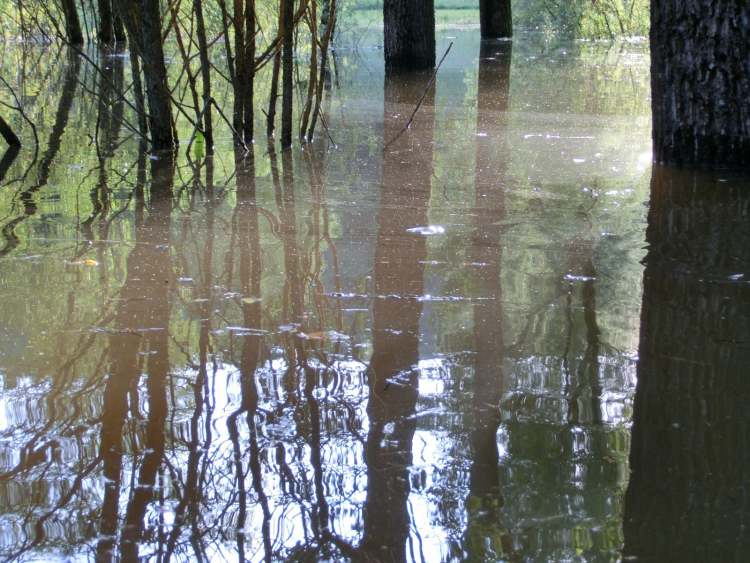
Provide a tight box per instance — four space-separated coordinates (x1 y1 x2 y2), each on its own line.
383 41 454 150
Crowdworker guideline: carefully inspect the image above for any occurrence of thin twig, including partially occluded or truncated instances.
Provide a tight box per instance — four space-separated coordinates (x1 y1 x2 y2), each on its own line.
383 41 453 150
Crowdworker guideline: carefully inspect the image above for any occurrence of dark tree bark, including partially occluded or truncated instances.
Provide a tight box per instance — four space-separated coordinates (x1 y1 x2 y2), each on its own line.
98 0 115 43
242 0 256 142
280 0 294 147
119 0 176 150
623 166 750 561
114 15 127 42
194 0 213 149
229 0 255 143
383 0 435 71
139 0 175 150
60 0 84 45
480 0 512 39
266 0 284 138
650 1 750 169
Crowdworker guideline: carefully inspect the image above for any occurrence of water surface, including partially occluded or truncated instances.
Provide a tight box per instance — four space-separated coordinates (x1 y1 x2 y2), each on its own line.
0 30 677 561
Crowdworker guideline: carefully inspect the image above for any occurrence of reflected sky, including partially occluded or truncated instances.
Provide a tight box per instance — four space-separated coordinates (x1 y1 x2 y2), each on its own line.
0 29 654 561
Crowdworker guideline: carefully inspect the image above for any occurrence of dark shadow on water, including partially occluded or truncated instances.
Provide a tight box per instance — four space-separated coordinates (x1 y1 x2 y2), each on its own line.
624 166 750 562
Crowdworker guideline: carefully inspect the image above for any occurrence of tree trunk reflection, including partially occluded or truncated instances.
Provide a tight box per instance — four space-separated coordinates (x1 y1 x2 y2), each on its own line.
97 154 175 562
360 71 434 562
624 166 750 561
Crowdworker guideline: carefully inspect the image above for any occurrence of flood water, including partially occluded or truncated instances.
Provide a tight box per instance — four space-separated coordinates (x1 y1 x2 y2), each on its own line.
1 28 748 562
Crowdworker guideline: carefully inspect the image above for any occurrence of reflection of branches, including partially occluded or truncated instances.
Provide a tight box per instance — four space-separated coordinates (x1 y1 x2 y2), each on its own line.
0 51 80 256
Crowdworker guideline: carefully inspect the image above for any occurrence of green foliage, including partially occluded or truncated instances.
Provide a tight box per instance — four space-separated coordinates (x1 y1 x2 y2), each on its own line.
514 0 649 37
346 0 649 38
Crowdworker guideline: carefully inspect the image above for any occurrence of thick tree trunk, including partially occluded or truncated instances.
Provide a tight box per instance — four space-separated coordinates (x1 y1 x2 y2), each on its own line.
60 0 84 45
623 166 750 561
480 0 512 38
383 0 435 71
650 1 750 168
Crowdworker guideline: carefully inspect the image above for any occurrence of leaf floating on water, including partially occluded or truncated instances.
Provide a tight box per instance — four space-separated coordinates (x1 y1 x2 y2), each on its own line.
66 259 99 267
241 297 262 304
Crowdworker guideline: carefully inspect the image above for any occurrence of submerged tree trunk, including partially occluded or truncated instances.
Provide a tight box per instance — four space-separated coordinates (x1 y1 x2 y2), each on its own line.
383 0 435 71
60 0 84 45
480 0 512 38
650 1 750 168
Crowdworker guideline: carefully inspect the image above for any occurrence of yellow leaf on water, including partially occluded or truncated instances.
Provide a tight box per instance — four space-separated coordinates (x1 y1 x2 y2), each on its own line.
83 259 99 266
241 297 261 304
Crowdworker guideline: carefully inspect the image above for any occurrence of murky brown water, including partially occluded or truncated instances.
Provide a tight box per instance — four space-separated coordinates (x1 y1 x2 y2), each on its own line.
2 29 748 563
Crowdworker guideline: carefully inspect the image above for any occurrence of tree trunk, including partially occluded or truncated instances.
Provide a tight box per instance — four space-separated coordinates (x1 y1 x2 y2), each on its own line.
98 0 114 43
383 0 435 71
194 0 213 150
266 1 283 138
623 166 750 561
480 0 512 38
280 0 294 148
114 15 127 42
124 0 176 150
60 0 84 45
242 0 255 142
650 1 750 168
